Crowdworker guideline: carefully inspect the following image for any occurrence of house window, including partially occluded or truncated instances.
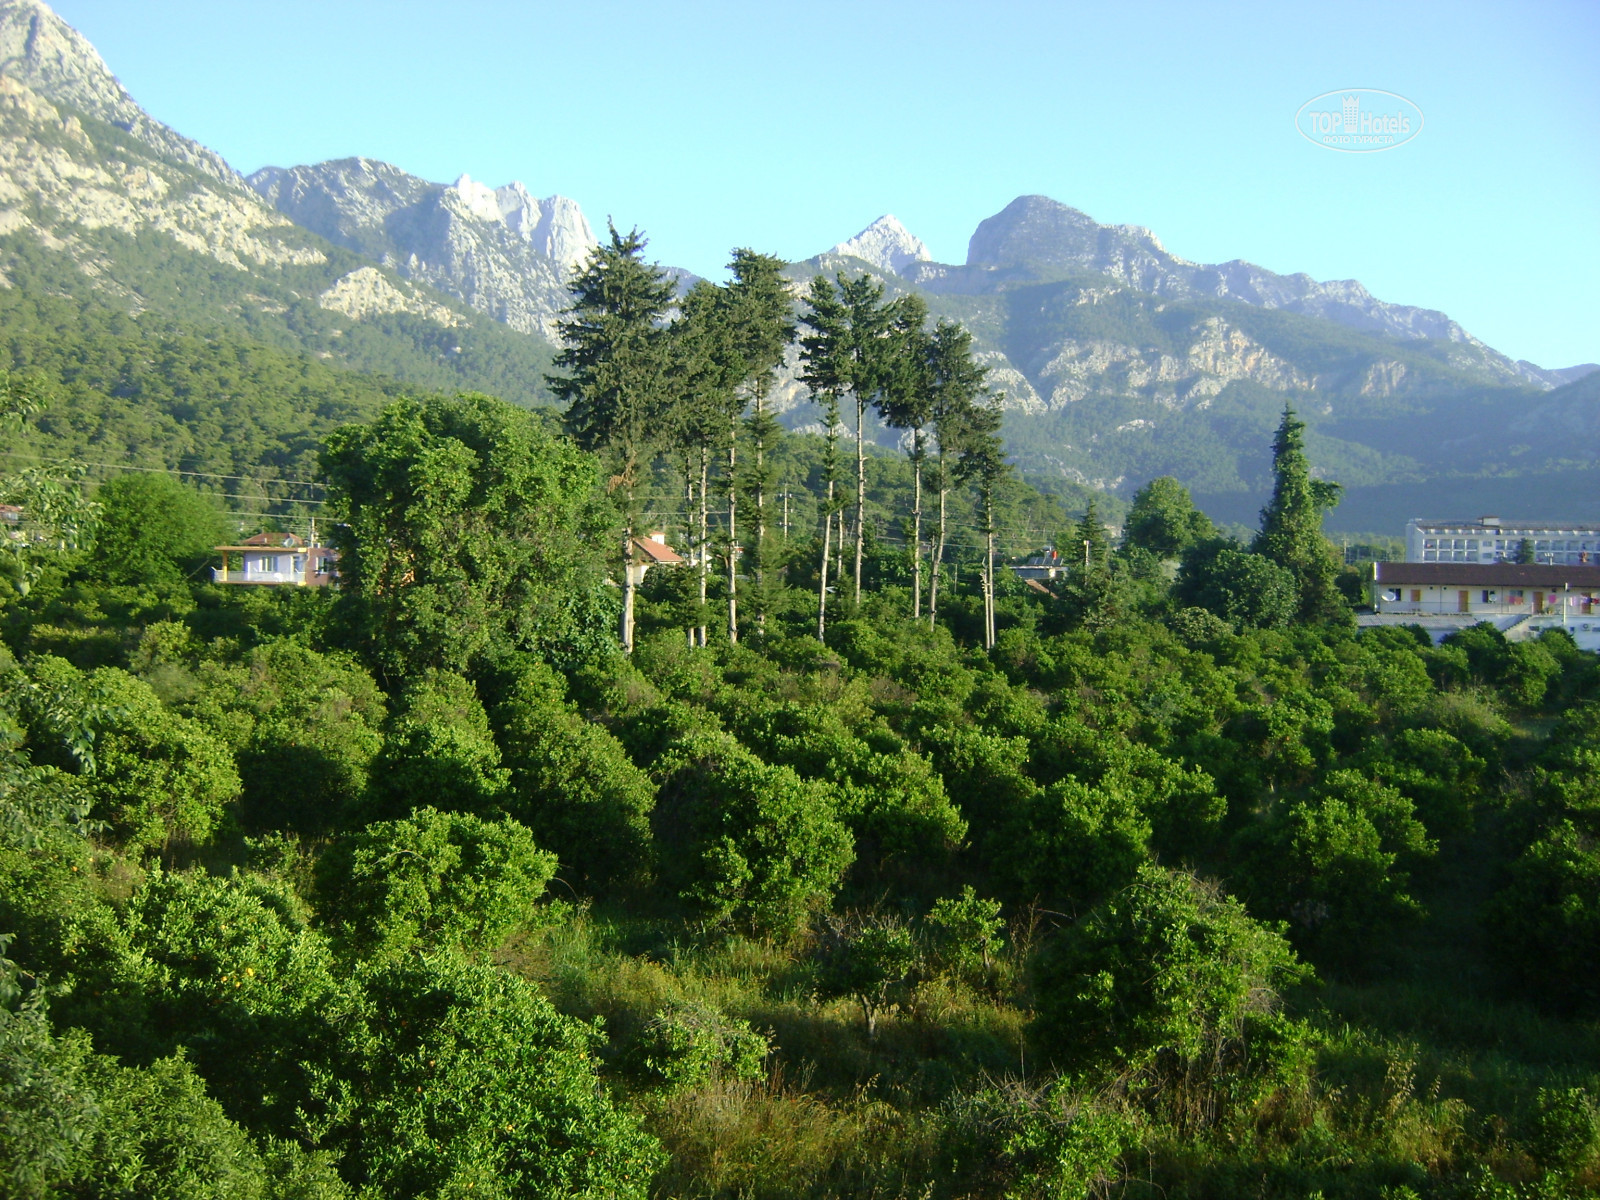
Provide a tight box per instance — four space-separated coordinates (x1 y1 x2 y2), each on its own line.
1509 589 1524 603
258 555 279 574
318 557 337 575
1481 590 1494 603
1423 551 1436 561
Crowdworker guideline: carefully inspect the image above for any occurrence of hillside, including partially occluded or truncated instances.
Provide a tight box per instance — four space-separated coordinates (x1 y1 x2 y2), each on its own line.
0 0 560 413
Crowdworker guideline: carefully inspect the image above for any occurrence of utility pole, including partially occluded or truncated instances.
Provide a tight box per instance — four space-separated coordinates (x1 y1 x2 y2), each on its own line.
782 490 789 540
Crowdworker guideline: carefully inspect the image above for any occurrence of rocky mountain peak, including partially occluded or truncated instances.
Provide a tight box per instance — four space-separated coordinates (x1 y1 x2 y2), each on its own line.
444 171 596 272
831 214 931 275
0 0 237 184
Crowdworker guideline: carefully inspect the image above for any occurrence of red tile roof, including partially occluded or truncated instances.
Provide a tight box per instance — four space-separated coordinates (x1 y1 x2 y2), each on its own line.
1375 562 1600 587
632 535 684 565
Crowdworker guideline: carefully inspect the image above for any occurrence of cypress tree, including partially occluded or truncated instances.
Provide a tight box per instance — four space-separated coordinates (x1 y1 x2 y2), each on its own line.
1252 406 1344 620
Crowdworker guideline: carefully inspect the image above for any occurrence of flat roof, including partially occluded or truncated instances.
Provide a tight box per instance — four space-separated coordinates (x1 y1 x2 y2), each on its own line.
1375 562 1600 586
1409 519 1600 532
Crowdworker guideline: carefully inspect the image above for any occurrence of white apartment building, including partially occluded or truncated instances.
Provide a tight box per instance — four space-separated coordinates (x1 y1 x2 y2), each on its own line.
1405 517 1600 566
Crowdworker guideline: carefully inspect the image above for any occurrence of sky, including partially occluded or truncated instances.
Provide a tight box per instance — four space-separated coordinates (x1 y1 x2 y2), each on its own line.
49 0 1600 369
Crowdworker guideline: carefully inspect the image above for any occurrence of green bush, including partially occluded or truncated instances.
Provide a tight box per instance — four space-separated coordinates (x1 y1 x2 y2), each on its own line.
326 955 662 1198
316 807 556 961
1031 866 1312 1128
654 730 854 937
626 1000 769 1093
492 658 655 889
363 670 507 822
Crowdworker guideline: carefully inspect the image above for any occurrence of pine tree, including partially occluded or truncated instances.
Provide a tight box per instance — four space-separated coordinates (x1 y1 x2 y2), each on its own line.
926 320 988 627
877 295 933 618
1251 406 1344 621
956 394 1009 650
724 250 794 637
799 273 896 606
548 224 677 653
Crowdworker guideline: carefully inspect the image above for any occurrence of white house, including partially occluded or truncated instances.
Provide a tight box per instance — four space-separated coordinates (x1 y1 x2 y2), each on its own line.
213 532 338 587
1405 517 1600 566
1371 561 1600 618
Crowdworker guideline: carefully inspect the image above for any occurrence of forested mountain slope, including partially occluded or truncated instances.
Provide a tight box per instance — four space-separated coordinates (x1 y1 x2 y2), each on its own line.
0 0 559 412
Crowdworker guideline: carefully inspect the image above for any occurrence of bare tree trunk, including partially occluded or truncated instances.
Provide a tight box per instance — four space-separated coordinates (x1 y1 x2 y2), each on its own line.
929 458 948 628
835 507 846 589
698 447 709 648
685 456 696 647
754 393 767 633
983 492 996 649
621 505 636 653
854 395 866 603
818 479 833 641
727 420 738 644
911 438 923 620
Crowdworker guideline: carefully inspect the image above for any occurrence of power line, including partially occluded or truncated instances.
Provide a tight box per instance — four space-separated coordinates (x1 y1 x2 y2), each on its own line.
0 451 326 493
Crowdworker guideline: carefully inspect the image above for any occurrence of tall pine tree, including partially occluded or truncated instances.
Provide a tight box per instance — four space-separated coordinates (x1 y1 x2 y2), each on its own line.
548 224 677 653
1252 406 1344 621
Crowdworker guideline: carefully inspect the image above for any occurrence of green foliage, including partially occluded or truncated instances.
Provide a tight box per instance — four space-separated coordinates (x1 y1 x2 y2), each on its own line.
491 658 655 890
0 996 342 1200
112 865 343 1135
193 637 387 835
25 657 239 852
363 670 507 822
926 886 1005 986
1252 406 1346 620
1122 475 1215 559
943 1083 1134 1200
80 473 225 590
814 911 920 1038
325 955 662 1199
322 392 613 678
654 729 854 936
1490 823 1600 1014
1235 770 1434 970
1176 538 1298 630
1010 776 1151 909
626 1000 769 1094
316 807 556 962
1031 866 1312 1117
0 464 100 600
1528 1087 1598 1173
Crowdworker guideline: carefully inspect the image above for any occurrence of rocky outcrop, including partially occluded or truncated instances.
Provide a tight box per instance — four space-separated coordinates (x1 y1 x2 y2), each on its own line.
248 159 597 339
831 215 931 276
962 195 1544 388
319 266 461 326
0 73 324 281
0 0 237 185
1034 316 1308 410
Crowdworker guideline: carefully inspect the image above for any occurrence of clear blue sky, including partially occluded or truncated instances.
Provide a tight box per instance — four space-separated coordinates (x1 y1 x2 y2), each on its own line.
50 0 1600 369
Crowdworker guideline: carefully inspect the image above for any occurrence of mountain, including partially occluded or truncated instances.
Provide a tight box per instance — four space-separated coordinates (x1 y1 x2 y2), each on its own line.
829 215 931 275
787 198 1598 526
246 160 598 340
0 0 559 416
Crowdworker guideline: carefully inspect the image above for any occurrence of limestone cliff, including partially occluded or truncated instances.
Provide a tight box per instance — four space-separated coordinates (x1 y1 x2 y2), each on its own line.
248 159 597 339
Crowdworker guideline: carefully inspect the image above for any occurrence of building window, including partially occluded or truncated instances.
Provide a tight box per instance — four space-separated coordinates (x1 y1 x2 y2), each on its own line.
1510 589 1524 603
1481 590 1495 603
